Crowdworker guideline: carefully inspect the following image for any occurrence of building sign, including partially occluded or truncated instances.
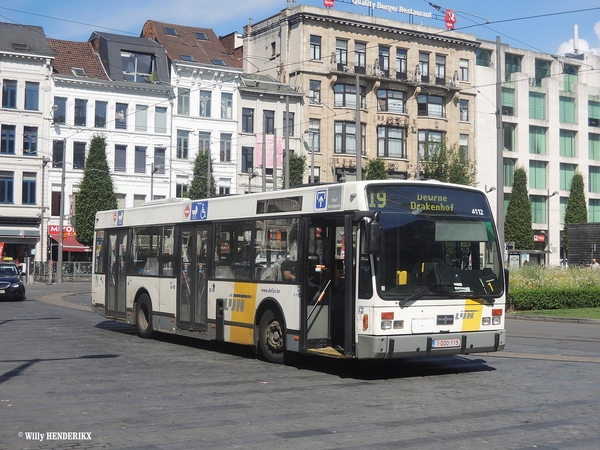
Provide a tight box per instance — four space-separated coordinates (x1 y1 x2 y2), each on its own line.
350 0 433 18
324 0 334 7
48 225 76 236
444 9 457 29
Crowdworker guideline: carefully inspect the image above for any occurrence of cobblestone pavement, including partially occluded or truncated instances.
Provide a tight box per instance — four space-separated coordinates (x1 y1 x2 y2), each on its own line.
0 281 598 449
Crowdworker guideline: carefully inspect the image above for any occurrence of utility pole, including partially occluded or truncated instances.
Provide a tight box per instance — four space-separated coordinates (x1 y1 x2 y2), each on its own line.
57 139 66 283
355 72 362 181
284 95 290 189
495 36 504 249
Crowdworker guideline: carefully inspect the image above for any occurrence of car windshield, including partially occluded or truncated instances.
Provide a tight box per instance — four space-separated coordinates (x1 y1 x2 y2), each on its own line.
0 265 18 276
367 185 503 300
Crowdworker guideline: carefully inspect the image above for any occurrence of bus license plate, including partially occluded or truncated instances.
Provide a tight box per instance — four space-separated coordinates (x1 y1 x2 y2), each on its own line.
432 338 461 348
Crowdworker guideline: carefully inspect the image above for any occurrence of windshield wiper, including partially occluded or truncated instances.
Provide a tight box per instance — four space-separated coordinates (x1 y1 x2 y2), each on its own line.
399 284 455 306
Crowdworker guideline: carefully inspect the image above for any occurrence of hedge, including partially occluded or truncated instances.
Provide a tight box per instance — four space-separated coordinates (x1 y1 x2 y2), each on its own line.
508 288 600 311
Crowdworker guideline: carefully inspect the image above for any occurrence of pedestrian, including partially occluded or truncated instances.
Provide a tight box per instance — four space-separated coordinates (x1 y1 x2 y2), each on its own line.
591 258 599 269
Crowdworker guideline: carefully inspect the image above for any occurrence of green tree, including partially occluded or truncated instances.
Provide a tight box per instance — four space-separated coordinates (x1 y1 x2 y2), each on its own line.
188 151 216 200
562 172 587 255
504 167 533 250
364 157 389 180
420 138 476 186
282 152 306 188
73 135 117 246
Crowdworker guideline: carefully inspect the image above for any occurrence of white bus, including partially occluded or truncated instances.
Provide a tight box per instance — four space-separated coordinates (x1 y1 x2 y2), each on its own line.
92 181 506 363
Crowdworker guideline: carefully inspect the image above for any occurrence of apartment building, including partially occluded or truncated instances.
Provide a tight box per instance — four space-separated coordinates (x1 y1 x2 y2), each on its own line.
0 23 54 265
243 4 479 183
476 40 600 265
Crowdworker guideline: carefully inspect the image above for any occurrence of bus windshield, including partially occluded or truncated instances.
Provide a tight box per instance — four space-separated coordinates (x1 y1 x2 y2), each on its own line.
367 185 503 300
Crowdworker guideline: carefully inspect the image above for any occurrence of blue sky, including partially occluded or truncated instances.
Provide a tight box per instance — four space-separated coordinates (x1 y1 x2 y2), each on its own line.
2 0 599 57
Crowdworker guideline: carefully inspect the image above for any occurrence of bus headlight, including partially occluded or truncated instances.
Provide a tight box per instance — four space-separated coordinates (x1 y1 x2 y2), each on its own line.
492 316 502 325
381 320 392 330
481 317 491 326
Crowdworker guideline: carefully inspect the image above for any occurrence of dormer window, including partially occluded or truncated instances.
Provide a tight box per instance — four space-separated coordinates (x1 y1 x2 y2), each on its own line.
72 67 87 77
12 43 30 51
211 59 227 66
194 32 208 40
121 51 155 83
180 55 195 62
163 27 178 36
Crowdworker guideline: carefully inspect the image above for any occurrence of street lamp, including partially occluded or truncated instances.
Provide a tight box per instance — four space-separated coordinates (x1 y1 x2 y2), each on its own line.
150 163 161 201
485 185 496 193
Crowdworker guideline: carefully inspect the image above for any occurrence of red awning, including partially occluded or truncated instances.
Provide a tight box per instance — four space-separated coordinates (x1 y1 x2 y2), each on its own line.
50 235 92 253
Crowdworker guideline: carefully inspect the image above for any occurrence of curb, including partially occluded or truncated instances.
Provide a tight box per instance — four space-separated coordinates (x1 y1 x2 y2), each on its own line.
36 291 93 312
506 313 600 325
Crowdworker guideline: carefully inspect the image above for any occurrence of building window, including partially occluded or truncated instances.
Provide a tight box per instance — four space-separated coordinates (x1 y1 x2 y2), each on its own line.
355 42 366 73
198 132 211 156
503 158 516 187
310 166 321 183
559 96 575 124
590 199 600 222
502 88 515 116
564 64 578 91
417 94 445 118
241 146 253 173
476 49 492 67
529 92 546 120
221 93 232 119
2 80 17 109
178 88 190 115
176 178 189 198
534 58 551 87
135 105 148 131
529 126 547 155
335 39 347 68
0 172 13 204
334 121 365 155
560 129 576 157
121 51 155 83
418 130 443 158
505 53 522 82
435 55 446 84
74 99 87 126
377 89 405 113
309 80 321 104
334 83 366 108
529 160 547 189
283 112 294 136
377 126 405 158
135 146 146 173
378 46 390 77
560 163 576 191
589 166 600 193
134 194 146 207
309 35 321 61
263 110 274 134
459 99 469 121
73 142 86 169
115 103 128 129
177 130 189 159
242 108 254 133
154 147 166 174
114 145 127 172
220 133 232 162
1 125 16 155
53 97 67 124
199 90 211 117
459 134 469 161
589 100 600 127
23 126 38 155
530 195 546 223
154 106 167 133
24 82 39 111
590 134 600 160
52 140 64 168
419 52 429 81
459 58 469 81
95 101 107 128
22 172 36 205
309 119 320 152
396 49 407 80
503 123 516 152
219 186 230 196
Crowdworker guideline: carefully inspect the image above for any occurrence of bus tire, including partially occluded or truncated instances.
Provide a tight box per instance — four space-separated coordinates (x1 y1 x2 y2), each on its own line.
136 294 154 339
258 309 285 364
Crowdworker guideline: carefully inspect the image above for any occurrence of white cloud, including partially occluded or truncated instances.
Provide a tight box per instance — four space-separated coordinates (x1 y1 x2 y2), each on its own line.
556 21 600 56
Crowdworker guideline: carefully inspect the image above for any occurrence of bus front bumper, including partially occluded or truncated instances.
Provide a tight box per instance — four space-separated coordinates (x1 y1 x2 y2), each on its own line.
356 330 505 359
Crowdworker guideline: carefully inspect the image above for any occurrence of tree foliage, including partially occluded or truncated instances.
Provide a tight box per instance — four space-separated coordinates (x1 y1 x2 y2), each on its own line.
562 172 587 254
420 138 476 186
504 167 533 250
188 152 216 200
364 157 389 180
73 135 117 246
282 151 306 188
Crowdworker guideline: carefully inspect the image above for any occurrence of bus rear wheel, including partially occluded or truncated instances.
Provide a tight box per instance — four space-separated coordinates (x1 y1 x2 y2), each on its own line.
136 294 154 339
258 309 285 364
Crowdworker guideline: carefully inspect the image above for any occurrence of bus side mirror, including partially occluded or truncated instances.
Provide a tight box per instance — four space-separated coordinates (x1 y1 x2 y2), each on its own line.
367 212 381 254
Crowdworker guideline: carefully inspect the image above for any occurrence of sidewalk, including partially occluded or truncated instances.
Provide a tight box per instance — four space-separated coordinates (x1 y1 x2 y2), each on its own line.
26 279 92 311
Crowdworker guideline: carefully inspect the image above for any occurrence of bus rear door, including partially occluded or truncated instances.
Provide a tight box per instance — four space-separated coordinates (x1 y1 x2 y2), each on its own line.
106 230 128 319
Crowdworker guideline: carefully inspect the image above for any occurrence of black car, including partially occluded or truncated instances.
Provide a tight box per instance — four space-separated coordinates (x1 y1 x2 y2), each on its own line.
0 263 25 301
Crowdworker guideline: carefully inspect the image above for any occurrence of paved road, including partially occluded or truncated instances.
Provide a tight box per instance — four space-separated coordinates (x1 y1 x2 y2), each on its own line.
1 281 599 449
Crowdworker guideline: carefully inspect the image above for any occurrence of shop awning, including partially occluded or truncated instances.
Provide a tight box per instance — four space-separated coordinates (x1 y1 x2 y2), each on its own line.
50 235 92 253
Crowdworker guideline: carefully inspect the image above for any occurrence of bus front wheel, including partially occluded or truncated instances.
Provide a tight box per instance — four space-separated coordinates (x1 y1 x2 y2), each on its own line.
258 309 285 364
136 294 154 339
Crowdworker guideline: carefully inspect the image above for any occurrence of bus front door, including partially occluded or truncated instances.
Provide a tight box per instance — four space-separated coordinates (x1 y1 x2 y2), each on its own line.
106 231 128 319
178 225 209 331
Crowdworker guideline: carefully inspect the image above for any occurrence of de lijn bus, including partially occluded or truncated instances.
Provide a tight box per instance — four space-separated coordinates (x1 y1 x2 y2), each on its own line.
91 180 506 363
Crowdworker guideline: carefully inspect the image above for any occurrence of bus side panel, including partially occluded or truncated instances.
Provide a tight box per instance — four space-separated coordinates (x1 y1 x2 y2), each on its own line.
92 274 106 311
126 276 177 319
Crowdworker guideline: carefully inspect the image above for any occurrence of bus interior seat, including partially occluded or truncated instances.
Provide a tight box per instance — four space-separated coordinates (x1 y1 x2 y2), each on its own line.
215 265 234 279
144 258 159 275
